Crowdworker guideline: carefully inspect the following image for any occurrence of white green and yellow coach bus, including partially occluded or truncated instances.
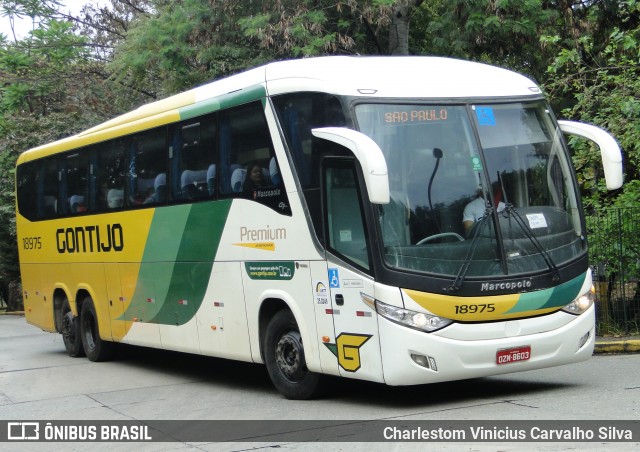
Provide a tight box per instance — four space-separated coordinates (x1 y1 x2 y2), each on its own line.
16 56 623 399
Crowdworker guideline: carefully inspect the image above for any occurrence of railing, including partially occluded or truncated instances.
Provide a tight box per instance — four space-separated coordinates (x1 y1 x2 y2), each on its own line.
587 207 640 335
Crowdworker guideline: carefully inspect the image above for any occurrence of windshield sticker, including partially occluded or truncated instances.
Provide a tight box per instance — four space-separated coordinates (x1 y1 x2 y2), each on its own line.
526 213 548 229
476 106 496 126
471 156 483 171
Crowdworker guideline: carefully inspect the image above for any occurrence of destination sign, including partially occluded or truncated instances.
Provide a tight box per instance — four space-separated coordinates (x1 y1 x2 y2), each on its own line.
384 108 448 124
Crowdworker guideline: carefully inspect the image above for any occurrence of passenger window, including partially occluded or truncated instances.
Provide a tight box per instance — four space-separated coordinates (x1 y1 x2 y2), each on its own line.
64 151 89 214
127 128 168 207
172 115 217 202
95 140 126 211
41 158 59 218
272 93 349 231
16 162 37 220
272 93 348 189
219 101 290 215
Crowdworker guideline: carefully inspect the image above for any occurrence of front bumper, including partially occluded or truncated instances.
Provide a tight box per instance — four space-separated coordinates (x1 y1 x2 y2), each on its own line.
379 305 595 386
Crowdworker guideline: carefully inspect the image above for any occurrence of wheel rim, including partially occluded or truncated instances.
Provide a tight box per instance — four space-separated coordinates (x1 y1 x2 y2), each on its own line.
61 311 75 341
275 330 306 383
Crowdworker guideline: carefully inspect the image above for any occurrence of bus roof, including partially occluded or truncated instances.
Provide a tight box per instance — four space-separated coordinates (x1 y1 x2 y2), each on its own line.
262 56 541 98
18 56 541 163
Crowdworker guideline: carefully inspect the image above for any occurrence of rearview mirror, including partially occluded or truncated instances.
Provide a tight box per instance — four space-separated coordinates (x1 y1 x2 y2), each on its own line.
558 120 623 190
312 127 390 204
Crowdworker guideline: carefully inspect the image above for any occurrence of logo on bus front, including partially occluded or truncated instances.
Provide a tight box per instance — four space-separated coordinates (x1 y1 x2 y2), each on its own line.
480 279 532 292
324 333 372 372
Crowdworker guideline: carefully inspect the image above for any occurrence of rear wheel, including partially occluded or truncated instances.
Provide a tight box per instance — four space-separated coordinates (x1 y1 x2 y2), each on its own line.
264 309 322 400
80 296 115 362
61 297 84 357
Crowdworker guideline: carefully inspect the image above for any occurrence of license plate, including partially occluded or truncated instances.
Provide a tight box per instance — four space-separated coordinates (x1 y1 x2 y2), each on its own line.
496 345 531 365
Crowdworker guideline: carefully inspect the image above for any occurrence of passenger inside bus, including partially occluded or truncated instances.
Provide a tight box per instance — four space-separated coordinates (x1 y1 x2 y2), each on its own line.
69 195 86 213
143 173 167 204
243 164 268 193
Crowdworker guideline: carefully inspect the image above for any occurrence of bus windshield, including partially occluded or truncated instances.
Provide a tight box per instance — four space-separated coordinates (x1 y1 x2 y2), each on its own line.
355 101 583 278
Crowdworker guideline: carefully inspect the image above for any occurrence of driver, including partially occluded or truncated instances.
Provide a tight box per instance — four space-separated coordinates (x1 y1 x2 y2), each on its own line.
463 184 505 235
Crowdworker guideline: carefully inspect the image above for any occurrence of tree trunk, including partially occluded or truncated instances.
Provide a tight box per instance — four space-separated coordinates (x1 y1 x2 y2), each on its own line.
388 0 423 55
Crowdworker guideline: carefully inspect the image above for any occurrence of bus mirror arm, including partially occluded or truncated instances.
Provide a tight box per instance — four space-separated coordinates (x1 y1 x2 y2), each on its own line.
558 120 623 190
312 127 390 204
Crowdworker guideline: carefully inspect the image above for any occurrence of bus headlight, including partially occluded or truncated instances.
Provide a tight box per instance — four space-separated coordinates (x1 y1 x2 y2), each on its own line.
562 285 595 315
361 294 453 332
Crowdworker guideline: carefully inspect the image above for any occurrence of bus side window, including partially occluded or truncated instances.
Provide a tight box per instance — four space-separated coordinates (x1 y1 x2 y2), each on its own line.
218 101 291 215
95 140 126 211
16 162 38 221
65 151 89 215
41 158 59 218
171 114 217 202
127 127 168 207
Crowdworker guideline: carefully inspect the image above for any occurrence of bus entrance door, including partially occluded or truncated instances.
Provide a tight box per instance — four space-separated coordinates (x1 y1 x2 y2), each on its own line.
325 265 383 383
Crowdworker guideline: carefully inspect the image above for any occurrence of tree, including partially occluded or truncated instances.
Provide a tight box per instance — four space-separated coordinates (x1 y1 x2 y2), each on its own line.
109 0 269 95
238 0 425 57
542 0 640 208
0 0 141 310
422 0 559 81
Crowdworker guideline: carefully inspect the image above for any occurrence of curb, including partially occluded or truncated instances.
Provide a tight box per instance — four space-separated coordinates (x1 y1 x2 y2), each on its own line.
0 311 25 316
594 339 640 355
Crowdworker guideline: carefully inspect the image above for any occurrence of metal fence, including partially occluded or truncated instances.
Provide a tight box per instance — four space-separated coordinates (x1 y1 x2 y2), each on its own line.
587 207 640 335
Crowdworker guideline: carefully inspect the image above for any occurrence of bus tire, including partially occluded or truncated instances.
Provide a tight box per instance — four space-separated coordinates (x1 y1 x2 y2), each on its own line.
61 298 85 357
264 309 322 400
80 296 115 362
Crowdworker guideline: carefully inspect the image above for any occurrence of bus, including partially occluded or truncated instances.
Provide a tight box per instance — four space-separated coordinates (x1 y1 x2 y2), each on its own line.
15 56 623 399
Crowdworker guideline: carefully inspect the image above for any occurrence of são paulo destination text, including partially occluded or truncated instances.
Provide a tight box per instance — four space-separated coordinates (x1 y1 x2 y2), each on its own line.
383 426 633 441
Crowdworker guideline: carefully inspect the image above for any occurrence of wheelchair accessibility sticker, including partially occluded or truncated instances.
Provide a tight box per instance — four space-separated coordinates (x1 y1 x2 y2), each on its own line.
475 106 496 126
328 268 340 288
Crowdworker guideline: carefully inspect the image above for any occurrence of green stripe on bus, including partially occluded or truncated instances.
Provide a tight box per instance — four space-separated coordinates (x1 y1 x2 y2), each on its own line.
121 200 232 325
150 201 231 325
179 85 267 120
506 273 585 314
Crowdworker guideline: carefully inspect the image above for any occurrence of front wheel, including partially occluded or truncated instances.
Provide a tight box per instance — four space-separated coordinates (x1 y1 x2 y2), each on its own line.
264 310 322 400
80 296 115 362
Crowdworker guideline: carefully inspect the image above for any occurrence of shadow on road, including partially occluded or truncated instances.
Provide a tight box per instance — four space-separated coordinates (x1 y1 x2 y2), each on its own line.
109 343 574 407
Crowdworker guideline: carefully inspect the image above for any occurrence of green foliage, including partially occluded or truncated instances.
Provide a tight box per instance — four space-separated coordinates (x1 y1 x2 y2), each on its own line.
109 0 268 94
0 19 90 115
422 0 557 80
238 2 350 57
543 1 640 209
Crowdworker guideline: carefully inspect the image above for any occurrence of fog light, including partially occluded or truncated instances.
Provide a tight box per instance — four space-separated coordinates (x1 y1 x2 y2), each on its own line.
411 353 429 368
411 353 437 371
578 331 591 350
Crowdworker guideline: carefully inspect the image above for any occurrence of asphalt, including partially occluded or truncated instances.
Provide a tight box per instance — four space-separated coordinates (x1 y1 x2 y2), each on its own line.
1 311 638 354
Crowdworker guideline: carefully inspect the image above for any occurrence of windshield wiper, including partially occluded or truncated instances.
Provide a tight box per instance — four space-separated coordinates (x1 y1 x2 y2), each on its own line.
446 202 561 292
446 204 492 292
502 204 561 282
